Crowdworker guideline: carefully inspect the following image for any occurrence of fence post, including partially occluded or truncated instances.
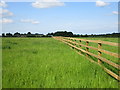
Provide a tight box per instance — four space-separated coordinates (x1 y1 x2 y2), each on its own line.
79 40 81 47
74 39 76 46
98 43 102 64
86 41 89 57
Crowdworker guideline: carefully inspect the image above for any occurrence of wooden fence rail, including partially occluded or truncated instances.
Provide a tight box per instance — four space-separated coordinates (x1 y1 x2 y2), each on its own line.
53 36 120 81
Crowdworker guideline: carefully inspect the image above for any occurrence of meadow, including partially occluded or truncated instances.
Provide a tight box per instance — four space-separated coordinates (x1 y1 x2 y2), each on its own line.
74 37 119 75
2 37 119 88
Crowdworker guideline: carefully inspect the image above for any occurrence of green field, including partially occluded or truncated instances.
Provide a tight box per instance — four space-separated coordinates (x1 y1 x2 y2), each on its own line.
71 37 119 75
77 37 119 43
2 38 119 88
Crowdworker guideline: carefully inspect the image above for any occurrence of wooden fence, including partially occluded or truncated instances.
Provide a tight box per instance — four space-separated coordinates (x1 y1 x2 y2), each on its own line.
53 36 120 81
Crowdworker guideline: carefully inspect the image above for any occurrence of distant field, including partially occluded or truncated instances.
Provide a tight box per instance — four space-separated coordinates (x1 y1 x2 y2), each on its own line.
77 37 119 43
2 38 118 88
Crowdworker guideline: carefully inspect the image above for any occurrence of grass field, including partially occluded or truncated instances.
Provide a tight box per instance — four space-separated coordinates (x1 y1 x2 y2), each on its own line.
77 37 119 43
72 37 119 75
2 38 119 88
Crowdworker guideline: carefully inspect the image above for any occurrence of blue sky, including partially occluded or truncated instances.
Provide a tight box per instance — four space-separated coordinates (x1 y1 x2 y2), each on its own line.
0 1 118 35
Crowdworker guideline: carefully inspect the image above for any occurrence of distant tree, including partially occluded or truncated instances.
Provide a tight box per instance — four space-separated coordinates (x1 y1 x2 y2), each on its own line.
14 32 20 37
27 32 32 37
2 33 5 37
84 34 88 37
35 33 44 37
72 34 80 37
21 33 27 37
6 33 12 37
53 31 73 37
66 32 73 37
27 32 31 35
46 32 54 37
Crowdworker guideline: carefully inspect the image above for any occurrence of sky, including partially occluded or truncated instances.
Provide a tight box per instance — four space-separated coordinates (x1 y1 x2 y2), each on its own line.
0 0 118 35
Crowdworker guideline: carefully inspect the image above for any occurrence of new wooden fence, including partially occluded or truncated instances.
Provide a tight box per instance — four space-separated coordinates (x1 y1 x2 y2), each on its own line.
53 36 120 81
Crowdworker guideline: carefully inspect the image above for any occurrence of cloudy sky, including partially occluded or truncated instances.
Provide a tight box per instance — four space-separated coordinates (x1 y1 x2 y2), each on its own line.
0 0 118 35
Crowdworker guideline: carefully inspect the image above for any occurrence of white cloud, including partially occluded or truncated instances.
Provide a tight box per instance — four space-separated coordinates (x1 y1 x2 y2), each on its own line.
0 1 7 7
0 18 13 23
112 11 118 15
32 0 65 8
21 19 40 24
0 8 14 17
32 21 40 24
96 1 109 7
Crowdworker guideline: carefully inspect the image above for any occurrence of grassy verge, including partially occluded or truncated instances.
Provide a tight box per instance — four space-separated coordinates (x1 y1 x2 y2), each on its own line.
2 38 118 88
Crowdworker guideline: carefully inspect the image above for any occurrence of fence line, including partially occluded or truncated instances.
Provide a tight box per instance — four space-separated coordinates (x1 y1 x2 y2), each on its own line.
66 37 119 46
53 36 120 81
64 38 119 58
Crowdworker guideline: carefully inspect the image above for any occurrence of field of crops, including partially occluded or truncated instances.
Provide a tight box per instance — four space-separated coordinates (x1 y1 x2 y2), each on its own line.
2 38 118 88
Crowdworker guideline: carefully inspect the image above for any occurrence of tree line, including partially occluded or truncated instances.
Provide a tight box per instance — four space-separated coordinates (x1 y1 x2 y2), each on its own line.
1 31 120 37
2 32 45 37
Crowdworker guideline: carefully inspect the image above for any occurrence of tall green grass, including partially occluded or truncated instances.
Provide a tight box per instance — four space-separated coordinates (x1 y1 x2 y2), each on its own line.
72 37 119 77
2 38 118 88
